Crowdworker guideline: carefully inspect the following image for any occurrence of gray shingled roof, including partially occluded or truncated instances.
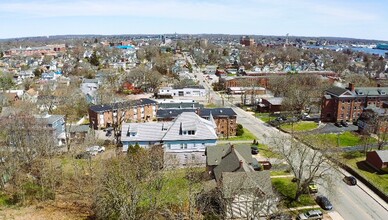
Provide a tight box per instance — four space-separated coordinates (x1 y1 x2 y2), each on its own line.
325 86 349 96
90 98 157 112
213 148 254 182
206 144 253 166
69 125 90 133
162 112 217 141
121 112 217 143
266 97 283 105
221 171 273 199
375 150 388 162
355 87 388 96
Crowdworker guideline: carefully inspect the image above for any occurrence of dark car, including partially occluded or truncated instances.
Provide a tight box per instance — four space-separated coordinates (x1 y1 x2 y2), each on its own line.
343 176 357 185
251 146 259 155
340 120 349 127
334 122 343 127
316 196 333 210
106 130 112 137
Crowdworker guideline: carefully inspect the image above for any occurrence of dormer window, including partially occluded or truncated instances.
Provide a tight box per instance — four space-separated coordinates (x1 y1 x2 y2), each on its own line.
188 130 195 135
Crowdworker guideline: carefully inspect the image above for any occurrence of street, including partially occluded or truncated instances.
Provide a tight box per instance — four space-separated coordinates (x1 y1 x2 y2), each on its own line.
187 54 388 219
233 106 388 220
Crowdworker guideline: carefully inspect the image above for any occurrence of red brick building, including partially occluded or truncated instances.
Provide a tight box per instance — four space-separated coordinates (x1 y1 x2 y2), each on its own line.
240 36 255 47
366 150 388 172
321 83 388 122
89 98 158 129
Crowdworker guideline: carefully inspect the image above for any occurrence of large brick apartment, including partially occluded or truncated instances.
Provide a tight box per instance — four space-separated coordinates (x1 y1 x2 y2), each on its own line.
89 98 158 129
321 83 388 122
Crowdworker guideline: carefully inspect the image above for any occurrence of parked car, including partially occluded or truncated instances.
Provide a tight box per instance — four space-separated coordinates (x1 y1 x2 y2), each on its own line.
86 146 105 156
334 122 343 127
297 210 323 220
316 195 333 210
251 146 259 155
308 182 318 193
106 130 112 137
343 176 357 185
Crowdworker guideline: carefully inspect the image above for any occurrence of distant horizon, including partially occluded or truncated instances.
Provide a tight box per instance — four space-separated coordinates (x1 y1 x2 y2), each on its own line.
1 33 387 43
1 0 387 41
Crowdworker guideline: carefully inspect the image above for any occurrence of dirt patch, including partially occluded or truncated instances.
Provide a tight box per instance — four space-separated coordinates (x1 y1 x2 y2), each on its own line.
0 195 92 220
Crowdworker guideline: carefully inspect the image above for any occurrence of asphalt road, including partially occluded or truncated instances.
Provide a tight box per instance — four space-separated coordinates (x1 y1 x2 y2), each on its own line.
187 57 388 219
233 106 388 220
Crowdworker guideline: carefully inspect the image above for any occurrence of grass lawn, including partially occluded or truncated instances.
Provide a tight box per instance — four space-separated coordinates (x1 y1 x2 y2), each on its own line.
224 128 257 141
345 156 388 195
306 131 374 147
271 177 316 208
139 168 204 207
205 103 218 108
280 122 318 132
270 170 291 176
259 144 283 159
255 112 276 123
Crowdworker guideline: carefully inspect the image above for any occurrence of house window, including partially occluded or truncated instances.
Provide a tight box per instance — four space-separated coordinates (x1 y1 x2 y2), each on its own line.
167 144 171 149
188 130 195 135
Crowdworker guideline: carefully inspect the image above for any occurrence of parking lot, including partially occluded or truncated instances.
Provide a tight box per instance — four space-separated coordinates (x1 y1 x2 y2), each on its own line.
307 122 358 134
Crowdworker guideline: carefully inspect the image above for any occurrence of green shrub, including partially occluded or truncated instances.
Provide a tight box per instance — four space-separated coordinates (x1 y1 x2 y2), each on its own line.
236 124 244 136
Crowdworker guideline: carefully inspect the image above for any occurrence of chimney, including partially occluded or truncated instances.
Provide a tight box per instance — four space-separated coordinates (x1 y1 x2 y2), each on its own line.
239 160 243 168
348 83 355 92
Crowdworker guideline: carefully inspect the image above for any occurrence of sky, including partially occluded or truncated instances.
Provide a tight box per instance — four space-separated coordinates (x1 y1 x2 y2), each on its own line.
0 0 387 41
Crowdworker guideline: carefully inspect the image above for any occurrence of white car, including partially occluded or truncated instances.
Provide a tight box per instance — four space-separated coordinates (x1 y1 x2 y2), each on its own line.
86 146 105 156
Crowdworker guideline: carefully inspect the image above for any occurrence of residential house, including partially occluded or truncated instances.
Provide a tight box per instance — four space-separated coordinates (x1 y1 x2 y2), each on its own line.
321 83 388 122
366 150 388 172
89 98 158 129
121 112 218 166
158 86 206 97
35 114 66 146
157 108 237 137
257 97 283 113
68 124 91 143
206 144 277 218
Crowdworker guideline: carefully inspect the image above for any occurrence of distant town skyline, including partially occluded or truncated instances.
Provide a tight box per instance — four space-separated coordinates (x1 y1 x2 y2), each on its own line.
0 0 387 41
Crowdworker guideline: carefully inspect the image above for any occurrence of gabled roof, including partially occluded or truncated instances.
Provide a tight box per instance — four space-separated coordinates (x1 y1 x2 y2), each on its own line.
212 146 254 182
375 150 388 162
325 86 349 97
206 144 252 166
162 112 217 141
221 171 273 199
121 112 217 143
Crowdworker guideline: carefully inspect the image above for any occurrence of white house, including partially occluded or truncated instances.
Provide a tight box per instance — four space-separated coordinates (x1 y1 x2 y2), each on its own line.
158 86 206 97
121 112 217 166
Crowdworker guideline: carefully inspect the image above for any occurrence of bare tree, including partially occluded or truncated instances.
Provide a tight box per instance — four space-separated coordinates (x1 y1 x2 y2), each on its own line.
270 136 336 201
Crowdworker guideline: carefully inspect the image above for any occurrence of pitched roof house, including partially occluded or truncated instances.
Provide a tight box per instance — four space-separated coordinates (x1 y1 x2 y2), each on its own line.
366 150 388 172
121 112 218 166
206 144 277 218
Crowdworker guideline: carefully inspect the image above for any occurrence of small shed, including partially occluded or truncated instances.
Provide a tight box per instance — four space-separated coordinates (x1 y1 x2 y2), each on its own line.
366 150 388 172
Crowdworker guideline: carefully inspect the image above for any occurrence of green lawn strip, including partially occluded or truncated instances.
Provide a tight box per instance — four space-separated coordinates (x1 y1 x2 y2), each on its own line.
224 128 257 141
280 122 318 132
344 156 388 195
255 113 276 123
270 170 291 177
259 144 283 159
271 177 316 208
305 131 374 147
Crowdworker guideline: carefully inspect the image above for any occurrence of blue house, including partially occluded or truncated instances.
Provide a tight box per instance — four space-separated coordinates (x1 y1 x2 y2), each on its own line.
121 112 218 166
